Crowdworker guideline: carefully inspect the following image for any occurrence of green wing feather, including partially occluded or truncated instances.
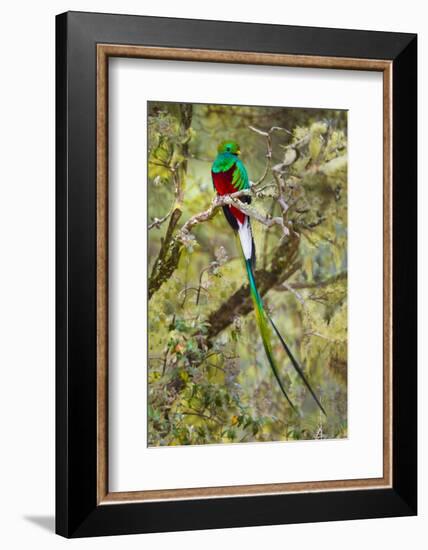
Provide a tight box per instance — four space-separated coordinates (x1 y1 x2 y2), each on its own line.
212 154 249 190
231 158 250 190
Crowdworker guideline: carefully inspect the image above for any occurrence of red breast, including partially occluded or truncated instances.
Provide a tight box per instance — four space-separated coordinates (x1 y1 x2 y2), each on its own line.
212 166 246 225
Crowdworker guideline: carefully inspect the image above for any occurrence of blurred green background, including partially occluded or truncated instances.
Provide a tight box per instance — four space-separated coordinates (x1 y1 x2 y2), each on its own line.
147 101 347 446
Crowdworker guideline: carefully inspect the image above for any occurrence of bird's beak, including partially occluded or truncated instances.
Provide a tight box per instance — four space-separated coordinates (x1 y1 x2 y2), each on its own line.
237 149 241 155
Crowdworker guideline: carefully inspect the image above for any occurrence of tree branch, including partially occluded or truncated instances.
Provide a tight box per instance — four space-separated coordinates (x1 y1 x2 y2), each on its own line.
148 105 193 299
148 209 183 300
148 164 185 230
148 185 283 300
148 200 175 231
177 188 289 244
206 234 300 341
276 271 347 292
179 410 222 426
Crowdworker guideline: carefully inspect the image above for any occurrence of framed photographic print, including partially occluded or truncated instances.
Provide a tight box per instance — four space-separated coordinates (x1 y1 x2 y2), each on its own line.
56 11 417 538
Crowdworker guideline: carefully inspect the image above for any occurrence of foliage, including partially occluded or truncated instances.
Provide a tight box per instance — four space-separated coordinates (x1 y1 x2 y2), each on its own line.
147 101 348 446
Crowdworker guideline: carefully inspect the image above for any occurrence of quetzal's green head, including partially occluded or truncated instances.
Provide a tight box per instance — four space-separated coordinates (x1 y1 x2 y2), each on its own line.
217 140 241 156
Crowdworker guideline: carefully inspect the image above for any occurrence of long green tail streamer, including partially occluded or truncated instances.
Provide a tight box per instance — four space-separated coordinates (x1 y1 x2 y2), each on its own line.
244 257 326 417
244 259 297 413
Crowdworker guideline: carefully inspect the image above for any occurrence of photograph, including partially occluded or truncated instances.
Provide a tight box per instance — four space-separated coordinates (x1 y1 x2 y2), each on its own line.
147 101 348 447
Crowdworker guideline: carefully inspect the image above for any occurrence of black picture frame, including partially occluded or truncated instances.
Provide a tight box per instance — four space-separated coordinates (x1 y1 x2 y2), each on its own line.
56 11 417 538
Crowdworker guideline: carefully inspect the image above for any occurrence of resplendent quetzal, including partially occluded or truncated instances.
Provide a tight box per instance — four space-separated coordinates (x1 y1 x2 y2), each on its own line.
211 140 326 416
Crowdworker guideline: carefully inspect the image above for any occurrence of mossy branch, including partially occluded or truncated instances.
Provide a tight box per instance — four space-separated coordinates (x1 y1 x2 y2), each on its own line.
206 234 301 340
148 105 192 299
148 185 294 300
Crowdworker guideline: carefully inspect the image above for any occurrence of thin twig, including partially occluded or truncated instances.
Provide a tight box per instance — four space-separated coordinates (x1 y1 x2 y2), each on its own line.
148 204 176 230
179 286 209 308
277 272 347 292
180 410 222 426
196 266 211 306
281 282 306 305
